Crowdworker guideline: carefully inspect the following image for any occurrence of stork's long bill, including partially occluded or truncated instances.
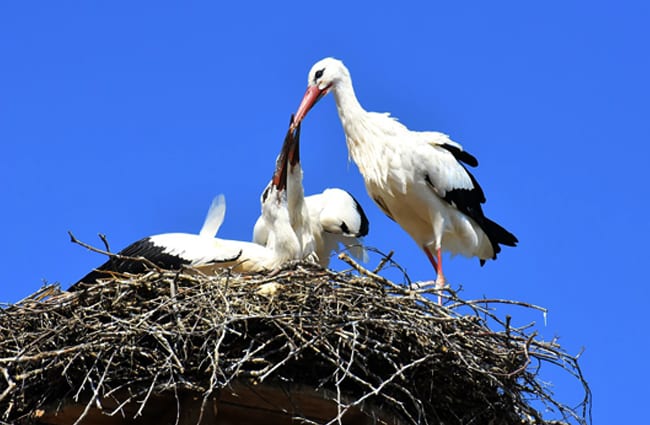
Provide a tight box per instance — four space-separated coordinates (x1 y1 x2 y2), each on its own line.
272 132 290 192
288 118 301 166
293 85 328 127
272 119 302 191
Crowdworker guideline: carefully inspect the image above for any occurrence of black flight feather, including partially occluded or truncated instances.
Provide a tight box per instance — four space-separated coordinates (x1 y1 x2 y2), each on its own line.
439 143 479 167
69 238 191 290
425 164 518 264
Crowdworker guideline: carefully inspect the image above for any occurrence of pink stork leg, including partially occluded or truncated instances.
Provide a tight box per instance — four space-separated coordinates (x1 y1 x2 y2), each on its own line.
424 247 438 272
424 247 446 305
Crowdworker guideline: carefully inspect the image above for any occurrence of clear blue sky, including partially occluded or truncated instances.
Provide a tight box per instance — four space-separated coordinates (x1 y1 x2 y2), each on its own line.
1 2 648 422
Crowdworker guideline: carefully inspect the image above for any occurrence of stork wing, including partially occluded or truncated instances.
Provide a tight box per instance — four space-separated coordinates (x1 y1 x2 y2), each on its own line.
199 194 226 237
69 235 194 289
421 131 479 167
419 133 487 224
438 143 478 167
419 132 518 260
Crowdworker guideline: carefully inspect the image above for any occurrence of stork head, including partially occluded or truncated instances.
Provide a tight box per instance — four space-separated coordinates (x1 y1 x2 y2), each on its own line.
293 57 348 127
319 188 370 237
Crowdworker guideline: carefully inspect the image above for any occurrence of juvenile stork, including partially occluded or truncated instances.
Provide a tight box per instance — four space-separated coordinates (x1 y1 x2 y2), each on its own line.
253 120 370 267
284 119 317 262
254 186 369 267
292 57 517 295
70 125 302 289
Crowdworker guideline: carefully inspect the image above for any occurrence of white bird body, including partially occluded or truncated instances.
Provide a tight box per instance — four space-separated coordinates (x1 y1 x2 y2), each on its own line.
293 57 517 288
146 232 244 268
254 118 369 267
194 193 301 273
342 120 493 260
254 187 369 267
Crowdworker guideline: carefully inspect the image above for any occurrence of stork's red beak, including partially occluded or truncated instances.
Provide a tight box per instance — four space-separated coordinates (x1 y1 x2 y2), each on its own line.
293 85 328 129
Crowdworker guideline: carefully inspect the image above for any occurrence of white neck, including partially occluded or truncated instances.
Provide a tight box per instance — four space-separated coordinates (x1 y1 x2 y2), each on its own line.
267 209 301 262
332 78 366 136
287 166 316 259
331 79 392 188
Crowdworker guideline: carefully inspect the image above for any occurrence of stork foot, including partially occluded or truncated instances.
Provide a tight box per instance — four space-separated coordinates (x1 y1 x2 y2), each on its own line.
434 275 447 305
410 279 448 291
410 276 448 305
409 280 435 290
435 274 446 289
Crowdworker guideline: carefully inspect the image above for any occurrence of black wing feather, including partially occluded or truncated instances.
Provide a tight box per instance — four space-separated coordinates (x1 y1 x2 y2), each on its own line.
425 163 518 263
439 143 479 167
69 238 191 290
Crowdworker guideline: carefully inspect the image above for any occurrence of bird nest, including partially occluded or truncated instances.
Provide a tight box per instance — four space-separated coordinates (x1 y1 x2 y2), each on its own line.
0 254 590 425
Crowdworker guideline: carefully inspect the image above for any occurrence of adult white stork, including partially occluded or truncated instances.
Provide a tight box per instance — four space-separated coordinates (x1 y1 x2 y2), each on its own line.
70 125 302 289
292 57 517 295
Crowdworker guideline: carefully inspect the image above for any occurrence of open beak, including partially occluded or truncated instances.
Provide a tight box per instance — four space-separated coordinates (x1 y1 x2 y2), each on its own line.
293 85 328 129
288 117 301 167
272 117 300 192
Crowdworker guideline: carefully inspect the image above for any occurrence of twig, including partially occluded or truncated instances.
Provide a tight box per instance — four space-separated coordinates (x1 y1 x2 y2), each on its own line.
68 231 163 272
338 253 405 293
372 250 394 274
98 233 111 253
0 263 591 425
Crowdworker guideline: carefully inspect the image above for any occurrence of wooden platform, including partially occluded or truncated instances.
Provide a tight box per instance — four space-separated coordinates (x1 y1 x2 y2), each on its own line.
35 382 403 424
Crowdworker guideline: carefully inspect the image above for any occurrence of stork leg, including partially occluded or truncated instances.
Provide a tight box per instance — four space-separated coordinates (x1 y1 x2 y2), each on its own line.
424 248 438 272
421 246 447 305
433 247 446 287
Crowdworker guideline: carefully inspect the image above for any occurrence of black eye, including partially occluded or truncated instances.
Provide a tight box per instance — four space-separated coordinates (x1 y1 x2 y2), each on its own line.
314 68 324 82
340 221 350 235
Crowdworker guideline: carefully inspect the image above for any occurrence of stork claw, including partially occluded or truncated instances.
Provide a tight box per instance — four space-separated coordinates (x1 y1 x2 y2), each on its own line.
409 279 448 305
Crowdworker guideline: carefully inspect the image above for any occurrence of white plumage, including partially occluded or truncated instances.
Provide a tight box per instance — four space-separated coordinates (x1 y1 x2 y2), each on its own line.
254 187 369 267
284 121 318 263
303 188 369 265
253 118 369 267
293 57 517 293
198 194 227 238
193 191 301 274
71 125 302 288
